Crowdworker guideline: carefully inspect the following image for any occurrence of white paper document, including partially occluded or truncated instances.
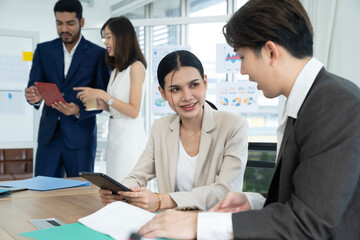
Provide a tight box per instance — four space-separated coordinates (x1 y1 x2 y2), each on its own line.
79 201 155 240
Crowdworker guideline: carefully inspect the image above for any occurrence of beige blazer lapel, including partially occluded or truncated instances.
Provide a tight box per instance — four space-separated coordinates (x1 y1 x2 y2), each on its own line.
195 103 216 185
167 115 180 191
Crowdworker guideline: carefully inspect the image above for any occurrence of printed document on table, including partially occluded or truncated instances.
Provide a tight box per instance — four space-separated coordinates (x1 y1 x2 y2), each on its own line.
79 201 155 240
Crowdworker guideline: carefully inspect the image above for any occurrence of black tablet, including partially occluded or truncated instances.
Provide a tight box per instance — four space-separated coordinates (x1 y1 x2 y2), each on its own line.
79 172 131 193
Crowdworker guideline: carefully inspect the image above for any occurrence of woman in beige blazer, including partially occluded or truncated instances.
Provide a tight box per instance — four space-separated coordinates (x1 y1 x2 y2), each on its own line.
99 50 248 211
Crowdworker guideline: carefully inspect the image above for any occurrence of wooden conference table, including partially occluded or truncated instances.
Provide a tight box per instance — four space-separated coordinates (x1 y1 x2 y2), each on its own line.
0 177 104 240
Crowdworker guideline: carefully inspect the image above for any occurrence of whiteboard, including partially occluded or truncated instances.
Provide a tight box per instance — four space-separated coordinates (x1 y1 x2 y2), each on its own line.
0 31 39 149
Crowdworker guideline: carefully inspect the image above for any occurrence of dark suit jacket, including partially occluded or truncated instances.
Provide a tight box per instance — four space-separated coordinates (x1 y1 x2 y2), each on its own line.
27 37 110 149
232 68 360 239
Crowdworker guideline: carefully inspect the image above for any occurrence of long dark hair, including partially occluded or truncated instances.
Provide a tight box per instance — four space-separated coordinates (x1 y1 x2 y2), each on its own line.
101 16 147 71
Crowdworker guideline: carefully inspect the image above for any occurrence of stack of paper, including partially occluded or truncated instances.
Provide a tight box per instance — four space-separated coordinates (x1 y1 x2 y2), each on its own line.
79 201 155 240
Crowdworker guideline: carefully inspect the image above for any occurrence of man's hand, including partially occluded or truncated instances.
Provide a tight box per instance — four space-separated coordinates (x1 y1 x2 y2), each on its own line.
52 101 80 116
138 209 197 239
209 192 251 213
25 86 42 104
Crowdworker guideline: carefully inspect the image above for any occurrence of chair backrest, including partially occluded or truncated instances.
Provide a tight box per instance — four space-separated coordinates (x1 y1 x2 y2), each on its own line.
0 149 33 181
243 142 276 193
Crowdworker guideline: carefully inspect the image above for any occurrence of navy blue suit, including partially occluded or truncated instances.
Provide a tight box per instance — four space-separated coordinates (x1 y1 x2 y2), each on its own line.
27 36 110 177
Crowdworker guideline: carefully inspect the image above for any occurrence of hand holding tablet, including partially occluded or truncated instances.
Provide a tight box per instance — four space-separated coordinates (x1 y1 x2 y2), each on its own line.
34 82 66 106
79 172 131 193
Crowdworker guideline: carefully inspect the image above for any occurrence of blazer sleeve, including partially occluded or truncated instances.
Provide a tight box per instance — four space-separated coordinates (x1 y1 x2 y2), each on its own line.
26 44 43 109
232 80 360 239
169 116 249 211
121 120 157 187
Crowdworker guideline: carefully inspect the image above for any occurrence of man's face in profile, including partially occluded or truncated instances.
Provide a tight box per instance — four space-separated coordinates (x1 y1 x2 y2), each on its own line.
55 11 83 45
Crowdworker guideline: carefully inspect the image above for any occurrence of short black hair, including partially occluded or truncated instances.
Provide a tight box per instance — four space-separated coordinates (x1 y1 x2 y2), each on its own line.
223 0 313 58
157 50 204 89
54 0 83 20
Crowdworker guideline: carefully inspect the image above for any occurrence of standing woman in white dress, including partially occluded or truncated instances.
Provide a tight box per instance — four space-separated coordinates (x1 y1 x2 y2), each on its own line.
74 16 147 181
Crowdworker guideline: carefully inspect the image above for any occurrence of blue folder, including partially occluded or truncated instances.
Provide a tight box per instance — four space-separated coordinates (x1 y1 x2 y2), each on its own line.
0 189 11 198
0 176 90 191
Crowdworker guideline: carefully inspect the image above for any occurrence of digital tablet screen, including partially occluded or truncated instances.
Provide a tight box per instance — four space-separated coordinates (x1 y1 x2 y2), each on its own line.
79 172 131 193
34 82 66 106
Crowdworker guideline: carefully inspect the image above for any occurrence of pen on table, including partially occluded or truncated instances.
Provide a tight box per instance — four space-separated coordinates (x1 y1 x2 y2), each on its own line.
128 232 142 240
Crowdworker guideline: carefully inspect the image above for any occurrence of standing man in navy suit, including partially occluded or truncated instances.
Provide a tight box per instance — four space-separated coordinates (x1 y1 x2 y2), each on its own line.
25 0 110 178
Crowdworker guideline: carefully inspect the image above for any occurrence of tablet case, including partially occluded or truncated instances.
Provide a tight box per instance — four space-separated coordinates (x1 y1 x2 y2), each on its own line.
79 172 131 193
34 82 66 106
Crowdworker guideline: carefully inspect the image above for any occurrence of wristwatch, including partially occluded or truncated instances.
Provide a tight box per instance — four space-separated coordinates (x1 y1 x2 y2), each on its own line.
107 96 114 106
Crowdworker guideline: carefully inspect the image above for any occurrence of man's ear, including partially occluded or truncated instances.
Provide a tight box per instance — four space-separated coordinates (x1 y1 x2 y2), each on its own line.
264 41 279 66
158 86 167 101
80 18 85 28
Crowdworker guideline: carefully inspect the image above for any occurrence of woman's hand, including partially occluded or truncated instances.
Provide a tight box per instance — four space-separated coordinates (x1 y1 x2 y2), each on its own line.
209 192 251 213
119 187 160 212
96 98 108 111
73 87 106 103
99 189 125 206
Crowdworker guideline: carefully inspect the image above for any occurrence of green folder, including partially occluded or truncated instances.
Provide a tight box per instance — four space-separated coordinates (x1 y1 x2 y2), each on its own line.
20 223 113 240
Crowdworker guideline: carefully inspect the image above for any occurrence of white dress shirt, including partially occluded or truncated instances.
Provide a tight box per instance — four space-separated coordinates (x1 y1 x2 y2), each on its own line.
63 35 82 78
197 58 324 240
62 35 82 118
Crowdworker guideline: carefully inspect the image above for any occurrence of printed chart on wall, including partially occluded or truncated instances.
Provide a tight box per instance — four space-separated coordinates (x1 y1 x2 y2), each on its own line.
216 81 259 112
216 43 241 73
151 45 190 114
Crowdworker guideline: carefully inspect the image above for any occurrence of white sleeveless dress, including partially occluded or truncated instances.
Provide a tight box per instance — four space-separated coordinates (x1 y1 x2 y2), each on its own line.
105 62 147 182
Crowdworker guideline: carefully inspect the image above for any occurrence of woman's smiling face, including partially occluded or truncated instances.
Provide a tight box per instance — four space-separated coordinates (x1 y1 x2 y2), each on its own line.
159 66 207 120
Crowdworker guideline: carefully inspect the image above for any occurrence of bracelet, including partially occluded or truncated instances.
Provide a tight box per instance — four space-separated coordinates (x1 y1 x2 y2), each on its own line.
107 96 114 106
154 193 162 212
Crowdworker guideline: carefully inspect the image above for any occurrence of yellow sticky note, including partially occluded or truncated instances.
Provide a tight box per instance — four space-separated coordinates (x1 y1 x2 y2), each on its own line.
23 51 33 61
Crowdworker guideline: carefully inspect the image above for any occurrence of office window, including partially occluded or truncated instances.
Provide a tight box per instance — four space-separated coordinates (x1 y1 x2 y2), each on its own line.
151 0 181 18
234 71 279 142
153 25 181 47
124 6 145 19
188 22 227 104
188 0 227 16
236 0 248 10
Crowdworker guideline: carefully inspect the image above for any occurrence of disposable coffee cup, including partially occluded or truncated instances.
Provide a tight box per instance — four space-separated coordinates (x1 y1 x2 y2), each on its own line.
85 98 97 111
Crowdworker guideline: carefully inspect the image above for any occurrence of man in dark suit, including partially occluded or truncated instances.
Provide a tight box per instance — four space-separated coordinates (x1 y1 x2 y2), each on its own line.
25 0 109 178
138 0 360 239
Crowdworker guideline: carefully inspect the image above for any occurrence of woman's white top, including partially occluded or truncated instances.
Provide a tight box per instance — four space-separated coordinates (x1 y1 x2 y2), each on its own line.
175 137 199 192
